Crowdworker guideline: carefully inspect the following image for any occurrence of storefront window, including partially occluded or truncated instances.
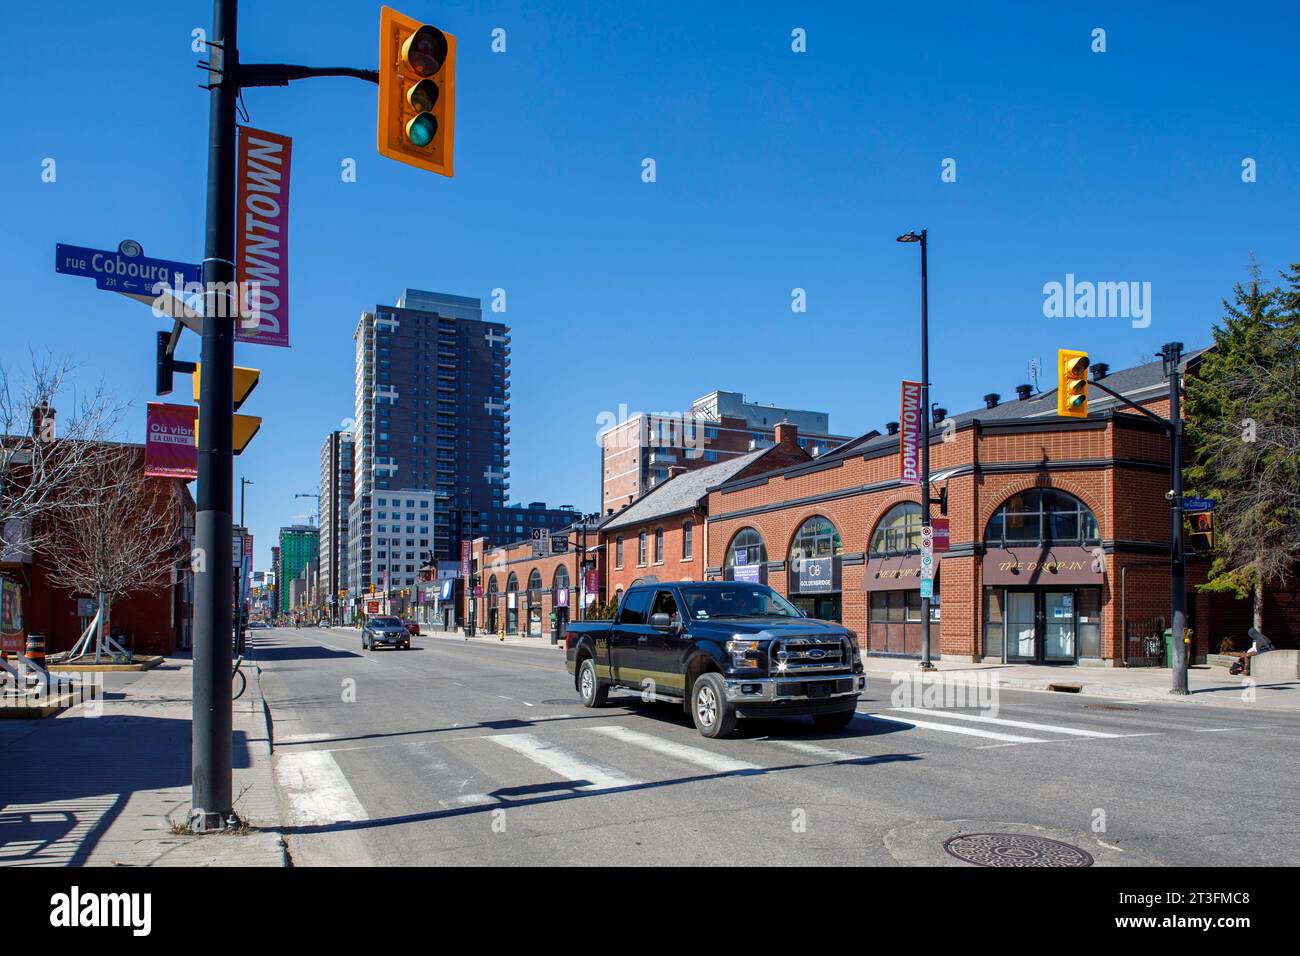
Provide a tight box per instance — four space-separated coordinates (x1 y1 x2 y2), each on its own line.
870 503 922 555
789 516 843 561
985 490 1099 547
506 572 518 633
724 528 767 582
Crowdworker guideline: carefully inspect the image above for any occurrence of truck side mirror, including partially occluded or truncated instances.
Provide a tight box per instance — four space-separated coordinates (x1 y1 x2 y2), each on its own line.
649 612 672 629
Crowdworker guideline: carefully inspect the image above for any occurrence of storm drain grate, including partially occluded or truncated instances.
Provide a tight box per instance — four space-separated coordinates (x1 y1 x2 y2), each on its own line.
943 833 1094 868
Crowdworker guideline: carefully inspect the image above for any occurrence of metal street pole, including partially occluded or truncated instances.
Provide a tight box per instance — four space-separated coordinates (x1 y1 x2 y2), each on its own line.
192 0 238 832
1165 342 1189 695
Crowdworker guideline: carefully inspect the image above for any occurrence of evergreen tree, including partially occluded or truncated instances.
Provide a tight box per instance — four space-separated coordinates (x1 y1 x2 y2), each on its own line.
1185 263 1300 638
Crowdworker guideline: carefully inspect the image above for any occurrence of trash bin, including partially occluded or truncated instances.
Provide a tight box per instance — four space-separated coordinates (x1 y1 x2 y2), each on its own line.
1162 628 1173 667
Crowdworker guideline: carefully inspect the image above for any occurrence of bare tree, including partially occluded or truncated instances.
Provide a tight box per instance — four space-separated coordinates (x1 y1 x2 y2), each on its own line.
41 445 184 660
0 351 124 559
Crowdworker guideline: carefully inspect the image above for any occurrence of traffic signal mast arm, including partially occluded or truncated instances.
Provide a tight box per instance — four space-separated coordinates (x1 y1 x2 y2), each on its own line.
1086 376 1176 431
239 64 379 88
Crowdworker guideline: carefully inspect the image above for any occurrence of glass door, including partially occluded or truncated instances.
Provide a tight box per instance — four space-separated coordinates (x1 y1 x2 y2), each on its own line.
1043 591 1077 662
1005 591 1037 661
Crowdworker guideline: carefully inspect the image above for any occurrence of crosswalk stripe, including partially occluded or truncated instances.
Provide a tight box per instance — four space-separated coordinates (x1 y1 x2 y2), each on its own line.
888 707 1120 738
589 725 761 774
275 750 369 825
857 711 1042 743
487 733 639 790
764 739 880 763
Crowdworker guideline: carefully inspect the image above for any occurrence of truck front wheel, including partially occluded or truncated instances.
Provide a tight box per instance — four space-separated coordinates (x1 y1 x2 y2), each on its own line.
578 658 608 708
690 673 737 738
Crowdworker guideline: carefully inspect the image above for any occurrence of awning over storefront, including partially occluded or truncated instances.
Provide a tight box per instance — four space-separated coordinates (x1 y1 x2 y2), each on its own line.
862 555 923 591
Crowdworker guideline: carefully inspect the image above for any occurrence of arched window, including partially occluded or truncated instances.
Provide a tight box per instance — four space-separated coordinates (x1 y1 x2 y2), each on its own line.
870 503 922 556
487 576 498 599
553 565 569 591
506 572 517 594
984 489 1099 547
724 528 767 572
654 527 664 563
789 515 843 562
528 569 543 602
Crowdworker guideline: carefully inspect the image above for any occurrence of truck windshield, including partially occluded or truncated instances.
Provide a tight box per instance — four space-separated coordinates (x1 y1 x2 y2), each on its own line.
678 584 803 620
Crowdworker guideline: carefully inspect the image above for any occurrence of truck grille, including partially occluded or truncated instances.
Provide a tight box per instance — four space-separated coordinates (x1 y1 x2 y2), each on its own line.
770 637 848 674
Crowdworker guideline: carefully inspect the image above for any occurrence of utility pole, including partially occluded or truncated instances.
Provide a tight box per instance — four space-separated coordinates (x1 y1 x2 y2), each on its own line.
191 0 239 832
1165 342 1189 695
897 228 936 670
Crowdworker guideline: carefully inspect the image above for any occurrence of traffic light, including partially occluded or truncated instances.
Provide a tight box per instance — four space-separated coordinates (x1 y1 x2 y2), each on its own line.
155 330 196 396
192 362 263 455
378 6 456 176
1057 349 1090 418
1186 511 1214 552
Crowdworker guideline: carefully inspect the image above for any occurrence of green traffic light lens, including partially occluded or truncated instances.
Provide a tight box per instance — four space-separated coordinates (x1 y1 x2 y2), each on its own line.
406 113 437 148
1069 395 1086 408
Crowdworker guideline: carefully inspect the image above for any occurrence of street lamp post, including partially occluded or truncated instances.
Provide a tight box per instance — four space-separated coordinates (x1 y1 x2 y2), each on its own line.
897 229 936 671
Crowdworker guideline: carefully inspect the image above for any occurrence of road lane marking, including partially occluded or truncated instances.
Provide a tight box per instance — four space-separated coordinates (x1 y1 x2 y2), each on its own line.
888 706 1121 738
274 750 369 825
588 725 761 774
486 733 640 790
762 739 890 763
857 712 1042 743
278 732 335 744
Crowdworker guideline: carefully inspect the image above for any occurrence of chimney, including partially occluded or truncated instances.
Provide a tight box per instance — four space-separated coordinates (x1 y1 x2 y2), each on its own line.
1015 384 1032 401
983 393 1000 409
31 403 55 441
885 421 899 436
774 421 798 448
931 406 948 426
667 465 687 479
1090 362 1109 381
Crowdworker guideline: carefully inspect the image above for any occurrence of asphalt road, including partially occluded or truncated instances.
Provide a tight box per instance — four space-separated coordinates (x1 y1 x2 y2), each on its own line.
252 625 1299 867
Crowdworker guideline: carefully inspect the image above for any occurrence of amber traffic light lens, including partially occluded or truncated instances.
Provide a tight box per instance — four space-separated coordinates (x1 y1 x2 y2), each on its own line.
406 113 437 147
403 25 448 77
407 78 439 113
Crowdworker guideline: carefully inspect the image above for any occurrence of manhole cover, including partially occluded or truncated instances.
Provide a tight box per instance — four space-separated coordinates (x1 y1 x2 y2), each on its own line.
540 698 580 706
943 833 1094 868
1084 703 1140 711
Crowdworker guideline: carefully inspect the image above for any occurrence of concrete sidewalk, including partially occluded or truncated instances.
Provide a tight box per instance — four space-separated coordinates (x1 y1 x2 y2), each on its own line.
0 653 285 867
859 657 1300 711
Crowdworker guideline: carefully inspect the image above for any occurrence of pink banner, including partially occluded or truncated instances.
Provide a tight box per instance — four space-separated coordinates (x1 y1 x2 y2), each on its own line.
145 403 198 480
899 380 923 485
235 126 292 348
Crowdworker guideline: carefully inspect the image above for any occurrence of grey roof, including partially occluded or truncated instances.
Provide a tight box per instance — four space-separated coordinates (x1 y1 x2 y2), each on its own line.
600 447 772 531
731 347 1209 477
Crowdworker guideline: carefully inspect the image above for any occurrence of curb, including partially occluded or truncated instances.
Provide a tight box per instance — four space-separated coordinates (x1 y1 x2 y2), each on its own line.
49 655 164 673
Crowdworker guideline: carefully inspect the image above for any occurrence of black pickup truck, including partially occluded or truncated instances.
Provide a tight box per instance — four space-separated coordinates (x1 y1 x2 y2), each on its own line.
565 581 864 737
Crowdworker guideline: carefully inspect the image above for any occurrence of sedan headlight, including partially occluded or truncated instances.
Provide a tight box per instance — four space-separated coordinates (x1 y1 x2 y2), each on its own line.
726 639 762 670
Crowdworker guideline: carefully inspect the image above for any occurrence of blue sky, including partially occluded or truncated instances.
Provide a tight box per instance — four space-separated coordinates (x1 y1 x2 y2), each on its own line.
2 1 1296 572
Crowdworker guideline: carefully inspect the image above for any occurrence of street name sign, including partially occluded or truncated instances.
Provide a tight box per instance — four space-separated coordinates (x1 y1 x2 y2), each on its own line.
56 242 199 297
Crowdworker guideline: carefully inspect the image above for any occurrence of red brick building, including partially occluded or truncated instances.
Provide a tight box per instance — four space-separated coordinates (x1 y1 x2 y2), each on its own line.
703 353 1264 665
601 423 814 604
2 443 194 658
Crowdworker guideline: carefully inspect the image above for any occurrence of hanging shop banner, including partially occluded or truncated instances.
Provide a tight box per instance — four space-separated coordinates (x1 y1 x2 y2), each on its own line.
733 547 762 584
461 541 472 581
899 380 923 485
235 126 292 348
556 587 569 608
144 403 198 479
931 517 950 553
1 576 24 653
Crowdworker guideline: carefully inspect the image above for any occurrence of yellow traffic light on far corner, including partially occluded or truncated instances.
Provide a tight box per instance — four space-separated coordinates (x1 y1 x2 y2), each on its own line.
1057 349 1090 419
193 363 261 411
377 6 456 176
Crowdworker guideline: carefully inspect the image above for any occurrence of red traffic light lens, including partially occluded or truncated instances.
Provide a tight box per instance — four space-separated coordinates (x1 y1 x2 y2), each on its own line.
403 25 448 77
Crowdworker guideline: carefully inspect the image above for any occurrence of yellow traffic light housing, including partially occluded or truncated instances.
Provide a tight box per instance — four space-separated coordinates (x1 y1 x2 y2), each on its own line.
378 6 456 176
194 413 263 456
1057 349 1090 418
193 363 261 411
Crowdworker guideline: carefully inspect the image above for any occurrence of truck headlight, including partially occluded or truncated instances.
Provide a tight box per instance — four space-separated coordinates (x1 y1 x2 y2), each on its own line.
726 639 761 670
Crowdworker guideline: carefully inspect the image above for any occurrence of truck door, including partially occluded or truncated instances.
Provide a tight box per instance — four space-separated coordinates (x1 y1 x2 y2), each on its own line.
641 588 688 699
612 589 652 686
